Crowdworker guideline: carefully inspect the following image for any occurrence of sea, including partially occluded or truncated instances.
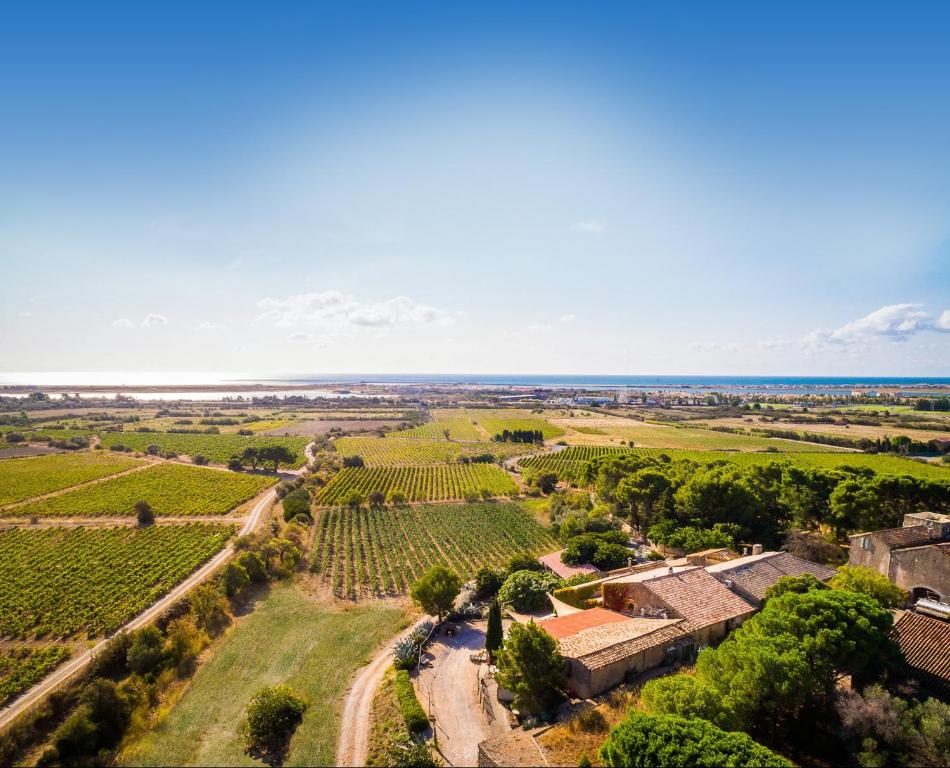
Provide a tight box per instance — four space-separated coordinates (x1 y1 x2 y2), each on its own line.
1 372 949 398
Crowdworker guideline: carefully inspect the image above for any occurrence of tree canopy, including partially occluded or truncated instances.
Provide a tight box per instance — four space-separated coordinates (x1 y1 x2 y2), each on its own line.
830 565 907 608
599 712 792 768
495 621 565 713
409 565 462 621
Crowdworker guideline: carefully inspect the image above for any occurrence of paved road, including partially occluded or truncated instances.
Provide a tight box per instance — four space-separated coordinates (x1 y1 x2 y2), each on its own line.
0 446 312 732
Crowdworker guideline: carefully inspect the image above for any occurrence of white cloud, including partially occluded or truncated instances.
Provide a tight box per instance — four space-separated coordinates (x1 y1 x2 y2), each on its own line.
256 291 454 332
286 332 312 343
195 321 225 331
688 341 743 353
142 313 168 328
113 318 136 329
558 314 576 325
571 219 607 235
804 303 949 348
18 311 33 318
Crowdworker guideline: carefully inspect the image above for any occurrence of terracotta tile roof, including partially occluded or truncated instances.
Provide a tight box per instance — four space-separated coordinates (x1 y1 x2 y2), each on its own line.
538 550 602 580
708 552 837 603
854 525 948 550
538 607 630 640
555 616 684 659
639 568 756 631
576 621 688 671
892 611 950 695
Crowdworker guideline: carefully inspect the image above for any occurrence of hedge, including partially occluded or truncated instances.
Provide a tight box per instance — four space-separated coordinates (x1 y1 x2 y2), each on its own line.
394 669 429 734
553 579 602 609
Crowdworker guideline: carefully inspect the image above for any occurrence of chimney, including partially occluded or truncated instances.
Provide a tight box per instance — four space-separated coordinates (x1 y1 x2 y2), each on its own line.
752 543 763 556
743 546 750 556
667 566 674 575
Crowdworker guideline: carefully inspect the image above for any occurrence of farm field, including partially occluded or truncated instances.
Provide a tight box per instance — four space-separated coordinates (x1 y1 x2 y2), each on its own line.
624 448 950 481
311 502 558 598
390 411 486 441
520 445 636 481
6 462 273 518
461 409 565 440
549 415 849 452
313 464 518 504
264 418 404 436
332 436 535 466
98 431 310 467
0 451 144 506
698 416 950 443
0 523 236 639
121 583 407 768
0 646 71 706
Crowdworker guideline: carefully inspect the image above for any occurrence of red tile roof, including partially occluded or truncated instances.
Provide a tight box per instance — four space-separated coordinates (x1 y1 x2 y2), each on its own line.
857 525 948 550
709 552 837 603
538 550 602 580
892 611 950 696
538 607 630 640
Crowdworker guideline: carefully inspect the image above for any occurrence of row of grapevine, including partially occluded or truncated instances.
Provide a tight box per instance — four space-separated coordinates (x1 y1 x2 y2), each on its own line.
519 445 637 483
0 646 71 706
98 431 310 467
332 437 535 466
0 452 145 507
0 523 236 639
310 503 557 599
313 464 519 504
7 463 274 518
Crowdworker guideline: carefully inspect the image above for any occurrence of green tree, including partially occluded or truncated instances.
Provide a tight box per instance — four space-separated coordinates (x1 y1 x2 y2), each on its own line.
641 674 732 728
474 567 503 599
830 565 907 608
241 684 308 755
495 621 565 713
599 713 791 767
223 561 251 598
506 552 544 575
163 615 208 674
134 500 154 526
486 599 503 664
238 550 267 584
498 570 563 613
409 565 462 622
189 583 231 636
763 573 829 601
126 626 165 675
386 489 407 505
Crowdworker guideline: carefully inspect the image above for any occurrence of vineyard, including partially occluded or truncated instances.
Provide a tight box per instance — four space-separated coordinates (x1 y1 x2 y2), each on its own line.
310 502 557 598
98 431 310 467
622 448 950 481
520 445 635 473
7 463 274 518
465 410 564 440
1 646 71 706
389 413 486 441
0 523 236 638
332 437 535 466
0 452 144 506
313 464 519 504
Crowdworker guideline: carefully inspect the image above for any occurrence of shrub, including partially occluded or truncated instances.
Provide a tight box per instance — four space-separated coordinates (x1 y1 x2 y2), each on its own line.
126 626 165 675
393 636 418 670
410 565 462 621
134 500 155 527
368 490 386 508
223 562 251 598
193 454 209 466
242 684 308 755
394 669 429 733
498 570 563 613
282 488 311 522
831 565 907 608
238 551 267 584
386 489 407 505
506 553 544 575
342 455 365 468
228 457 244 471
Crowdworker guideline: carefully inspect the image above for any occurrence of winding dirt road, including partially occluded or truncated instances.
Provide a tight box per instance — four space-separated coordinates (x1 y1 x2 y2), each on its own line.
336 615 432 767
0 446 312 733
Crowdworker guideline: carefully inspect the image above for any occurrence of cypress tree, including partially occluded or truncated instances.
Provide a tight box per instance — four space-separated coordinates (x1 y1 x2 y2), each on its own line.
486 599 503 665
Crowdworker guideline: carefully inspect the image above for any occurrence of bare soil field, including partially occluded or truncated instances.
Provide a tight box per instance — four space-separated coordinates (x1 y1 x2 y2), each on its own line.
0 445 65 459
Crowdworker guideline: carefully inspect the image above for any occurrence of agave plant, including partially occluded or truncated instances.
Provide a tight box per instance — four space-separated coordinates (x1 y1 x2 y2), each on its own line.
411 620 436 648
393 635 418 669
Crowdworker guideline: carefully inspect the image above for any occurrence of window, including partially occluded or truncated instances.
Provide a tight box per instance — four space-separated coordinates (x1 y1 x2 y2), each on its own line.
860 537 871 551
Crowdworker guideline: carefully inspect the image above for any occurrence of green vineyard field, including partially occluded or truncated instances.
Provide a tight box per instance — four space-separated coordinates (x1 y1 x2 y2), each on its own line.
310 502 557 598
0 452 144 506
98 431 310 467
314 464 519 504
333 437 535 466
0 523 236 638
7 462 274 518
1 646 71 705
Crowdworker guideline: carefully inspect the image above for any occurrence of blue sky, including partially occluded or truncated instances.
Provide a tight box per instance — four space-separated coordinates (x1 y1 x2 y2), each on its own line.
2 2 949 376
